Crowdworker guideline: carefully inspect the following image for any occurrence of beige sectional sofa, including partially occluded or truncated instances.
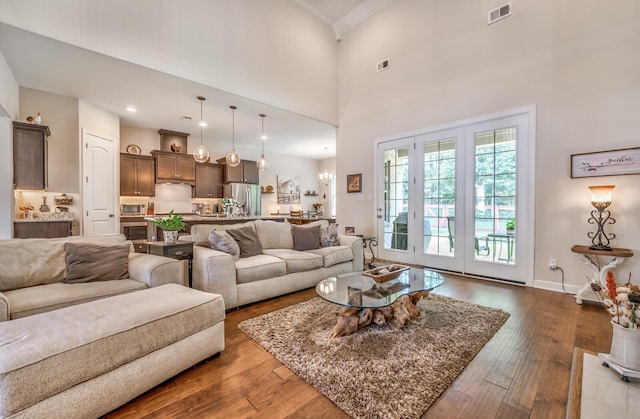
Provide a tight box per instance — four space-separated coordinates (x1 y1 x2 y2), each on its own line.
0 234 226 418
191 220 364 309
0 234 186 321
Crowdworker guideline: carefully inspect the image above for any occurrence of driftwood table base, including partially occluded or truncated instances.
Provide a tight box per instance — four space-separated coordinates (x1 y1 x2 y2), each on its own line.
330 290 431 338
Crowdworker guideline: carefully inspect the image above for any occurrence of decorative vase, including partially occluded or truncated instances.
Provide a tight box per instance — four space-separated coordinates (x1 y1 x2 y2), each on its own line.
163 230 179 244
609 321 640 371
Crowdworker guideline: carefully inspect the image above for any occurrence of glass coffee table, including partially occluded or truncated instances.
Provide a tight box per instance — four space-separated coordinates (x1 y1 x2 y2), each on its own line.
316 267 445 337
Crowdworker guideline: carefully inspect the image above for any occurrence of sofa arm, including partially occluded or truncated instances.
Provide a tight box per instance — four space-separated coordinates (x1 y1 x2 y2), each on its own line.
192 246 238 309
128 253 186 287
339 235 364 272
0 291 9 322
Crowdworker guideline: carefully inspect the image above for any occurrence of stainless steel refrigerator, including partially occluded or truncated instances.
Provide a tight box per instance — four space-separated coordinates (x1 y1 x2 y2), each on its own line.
223 183 261 216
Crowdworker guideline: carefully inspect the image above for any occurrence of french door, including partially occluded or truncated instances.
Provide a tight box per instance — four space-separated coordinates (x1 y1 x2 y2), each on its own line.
376 109 534 283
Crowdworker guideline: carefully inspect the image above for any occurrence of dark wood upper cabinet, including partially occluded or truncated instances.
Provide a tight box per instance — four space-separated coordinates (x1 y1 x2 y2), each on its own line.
194 163 223 198
13 122 50 190
120 153 155 196
216 159 259 184
151 150 196 185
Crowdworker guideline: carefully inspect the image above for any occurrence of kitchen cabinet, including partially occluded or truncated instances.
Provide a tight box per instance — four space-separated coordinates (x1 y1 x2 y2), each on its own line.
14 221 72 238
216 159 259 184
13 122 50 190
151 150 196 185
120 153 155 196
194 163 223 198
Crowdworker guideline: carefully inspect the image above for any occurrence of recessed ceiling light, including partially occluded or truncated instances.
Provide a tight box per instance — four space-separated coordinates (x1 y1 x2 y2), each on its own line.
125 107 137 112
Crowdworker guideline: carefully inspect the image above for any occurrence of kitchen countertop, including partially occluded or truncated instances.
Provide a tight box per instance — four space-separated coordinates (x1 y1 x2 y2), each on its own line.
14 217 74 223
144 215 286 222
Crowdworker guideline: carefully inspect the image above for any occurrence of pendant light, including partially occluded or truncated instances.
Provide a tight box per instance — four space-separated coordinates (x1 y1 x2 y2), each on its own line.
193 96 210 163
256 113 269 170
225 105 241 167
319 147 333 186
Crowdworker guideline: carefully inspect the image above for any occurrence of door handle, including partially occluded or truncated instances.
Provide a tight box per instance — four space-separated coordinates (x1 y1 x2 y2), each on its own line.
377 215 382 218
109 214 114 218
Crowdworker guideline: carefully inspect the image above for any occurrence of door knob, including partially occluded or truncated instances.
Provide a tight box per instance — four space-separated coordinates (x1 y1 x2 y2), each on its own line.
377 215 382 218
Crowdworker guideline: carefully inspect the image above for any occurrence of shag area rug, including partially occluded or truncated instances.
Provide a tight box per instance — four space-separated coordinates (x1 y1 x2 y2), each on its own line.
239 295 510 419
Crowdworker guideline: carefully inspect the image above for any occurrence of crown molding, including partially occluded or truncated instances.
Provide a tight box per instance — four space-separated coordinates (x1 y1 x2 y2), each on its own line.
333 0 393 40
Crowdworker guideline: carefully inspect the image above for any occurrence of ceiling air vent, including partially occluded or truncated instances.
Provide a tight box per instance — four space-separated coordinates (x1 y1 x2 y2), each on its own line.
488 2 511 25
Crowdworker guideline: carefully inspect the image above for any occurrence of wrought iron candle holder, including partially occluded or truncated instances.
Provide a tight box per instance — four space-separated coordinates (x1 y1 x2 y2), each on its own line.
587 185 616 251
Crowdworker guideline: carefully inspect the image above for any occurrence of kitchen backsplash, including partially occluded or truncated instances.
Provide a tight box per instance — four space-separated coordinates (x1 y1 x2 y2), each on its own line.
120 183 220 215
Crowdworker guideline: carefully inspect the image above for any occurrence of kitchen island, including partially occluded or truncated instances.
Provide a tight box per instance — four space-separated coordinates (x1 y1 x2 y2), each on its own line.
145 215 287 241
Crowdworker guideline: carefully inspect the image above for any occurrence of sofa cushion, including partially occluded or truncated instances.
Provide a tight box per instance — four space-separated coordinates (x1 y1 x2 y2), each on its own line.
190 221 255 244
4 280 148 319
227 225 263 258
63 243 130 283
321 223 340 247
235 255 286 284
263 249 324 273
207 229 240 261
0 284 224 417
255 220 293 249
0 234 128 292
307 246 354 268
292 224 321 251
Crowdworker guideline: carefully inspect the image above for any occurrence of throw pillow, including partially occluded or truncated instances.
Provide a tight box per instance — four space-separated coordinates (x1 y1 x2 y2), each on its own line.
63 243 130 283
292 224 321 251
208 229 241 261
321 223 340 247
226 225 264 258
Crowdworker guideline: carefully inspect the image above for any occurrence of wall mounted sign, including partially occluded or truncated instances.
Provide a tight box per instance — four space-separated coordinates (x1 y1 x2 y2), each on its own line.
571 147 640 178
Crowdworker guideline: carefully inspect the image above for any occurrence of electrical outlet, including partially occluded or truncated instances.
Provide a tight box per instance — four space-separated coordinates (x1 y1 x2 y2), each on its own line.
549 258 557 270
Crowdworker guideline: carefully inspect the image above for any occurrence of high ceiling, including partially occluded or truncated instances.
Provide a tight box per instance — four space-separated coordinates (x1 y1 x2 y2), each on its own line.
0 1 387 160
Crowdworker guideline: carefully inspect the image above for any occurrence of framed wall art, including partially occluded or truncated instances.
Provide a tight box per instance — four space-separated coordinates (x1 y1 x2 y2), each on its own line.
277 175 301 204
571 147 640 178
347 173 362 193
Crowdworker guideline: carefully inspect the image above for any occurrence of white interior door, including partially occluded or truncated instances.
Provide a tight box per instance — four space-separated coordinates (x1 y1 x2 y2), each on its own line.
82 129 117 236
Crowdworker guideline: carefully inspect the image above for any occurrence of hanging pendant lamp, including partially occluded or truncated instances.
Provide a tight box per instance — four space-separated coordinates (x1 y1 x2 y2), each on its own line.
225 105 241 167
256 113 269 170
193 96 210 163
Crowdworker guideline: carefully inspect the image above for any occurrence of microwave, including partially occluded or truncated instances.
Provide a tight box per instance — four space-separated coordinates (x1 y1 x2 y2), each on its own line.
120 203 146 216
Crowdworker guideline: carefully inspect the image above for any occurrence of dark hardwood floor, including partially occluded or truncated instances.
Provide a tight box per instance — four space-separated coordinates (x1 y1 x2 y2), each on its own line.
106 273 611 418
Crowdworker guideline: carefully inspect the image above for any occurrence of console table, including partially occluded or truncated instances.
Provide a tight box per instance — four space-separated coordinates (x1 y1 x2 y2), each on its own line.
571 245 633 304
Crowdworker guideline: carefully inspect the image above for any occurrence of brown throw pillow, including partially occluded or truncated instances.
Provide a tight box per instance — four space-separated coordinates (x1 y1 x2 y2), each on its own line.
63 243 130 283
226 225 263 258
292 224 321 251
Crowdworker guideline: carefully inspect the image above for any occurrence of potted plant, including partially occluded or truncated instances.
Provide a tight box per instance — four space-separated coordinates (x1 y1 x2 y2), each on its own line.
152 210 186 243
506 219 515 235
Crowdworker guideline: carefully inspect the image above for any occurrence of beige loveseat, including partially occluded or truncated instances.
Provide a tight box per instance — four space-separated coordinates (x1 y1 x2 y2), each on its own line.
191 220 364 309
0 234 186 321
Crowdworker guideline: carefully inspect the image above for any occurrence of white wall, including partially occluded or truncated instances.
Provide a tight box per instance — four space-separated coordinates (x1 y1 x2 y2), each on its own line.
0 49 18 238
337 0 640 289
0 0 339 125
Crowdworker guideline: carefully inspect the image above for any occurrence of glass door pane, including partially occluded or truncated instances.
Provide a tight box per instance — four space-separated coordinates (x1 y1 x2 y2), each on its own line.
474 128 516 265
383 147 409 250
423 139 456 256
